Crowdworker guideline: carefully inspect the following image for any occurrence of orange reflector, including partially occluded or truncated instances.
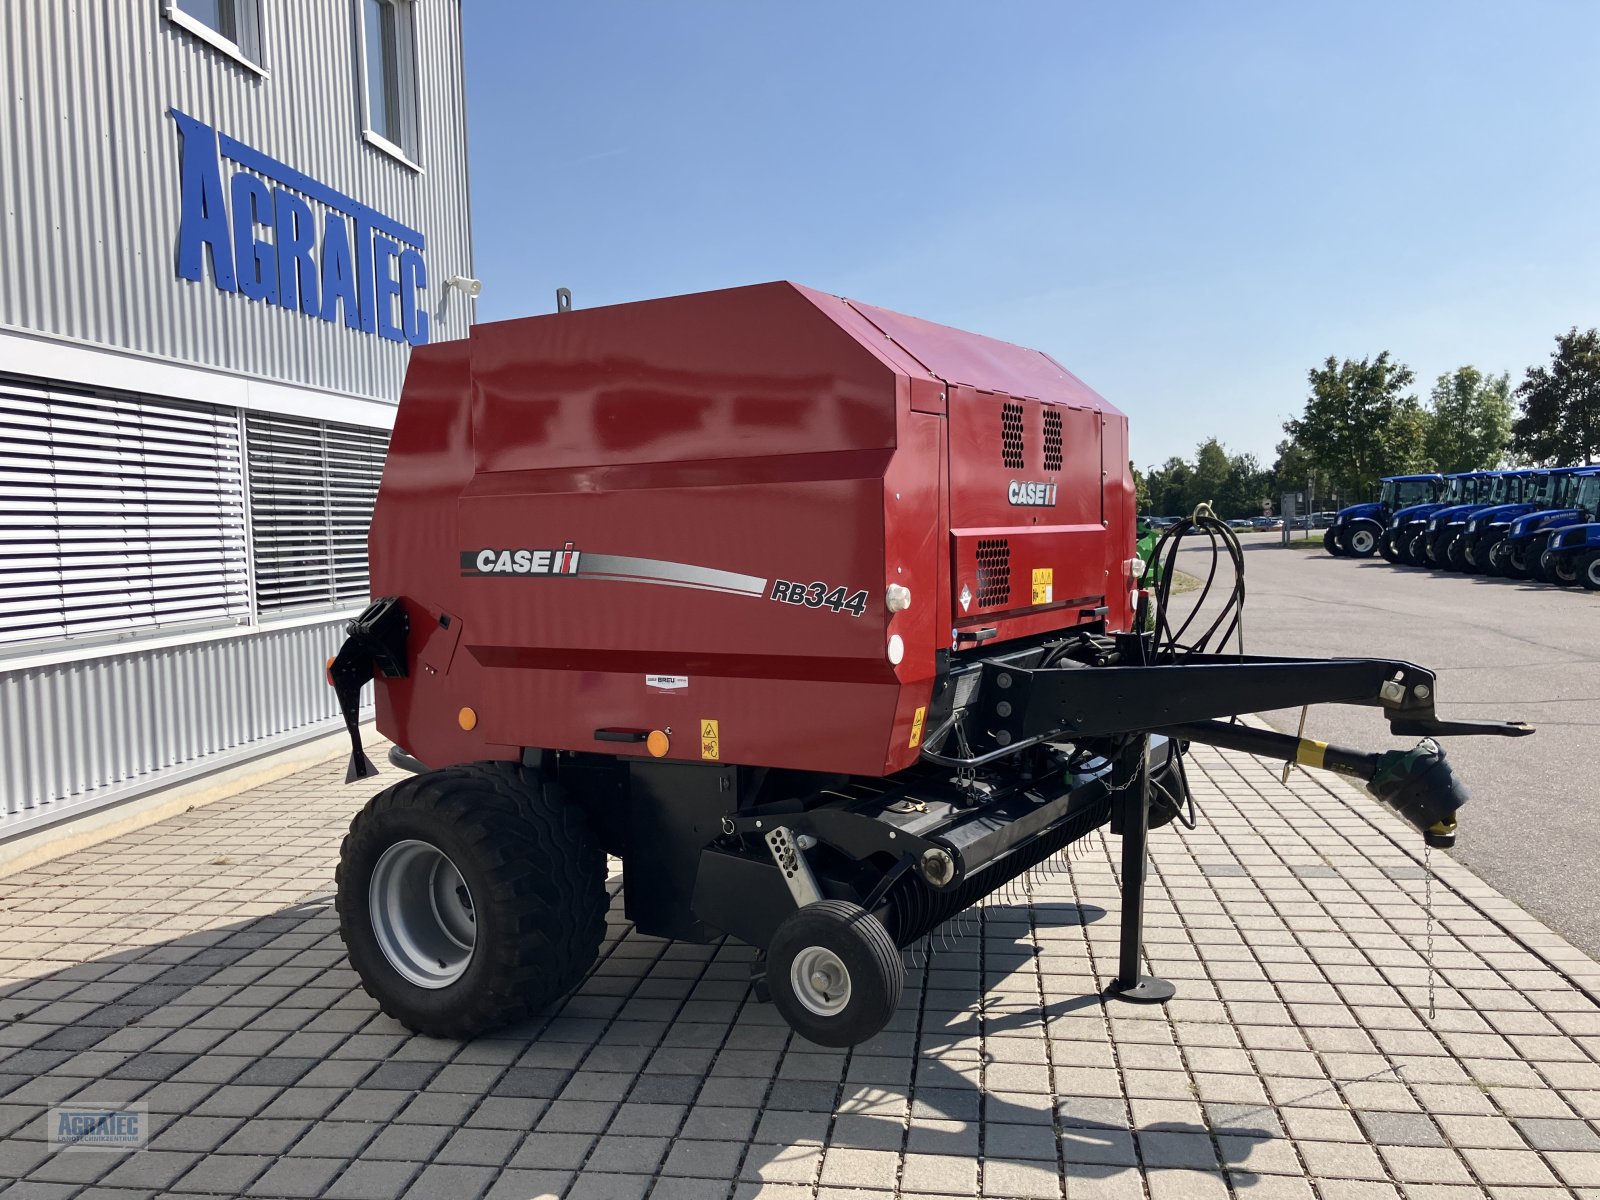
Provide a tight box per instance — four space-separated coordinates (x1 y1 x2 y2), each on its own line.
325 657 336 687
646 730 670 758
458 707 478 731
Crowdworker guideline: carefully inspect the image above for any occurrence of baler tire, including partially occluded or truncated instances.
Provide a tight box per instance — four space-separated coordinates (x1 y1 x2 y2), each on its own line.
1322 528 1345 557
336 763 607 1040
766 900 903 1048
1579 550 1600 590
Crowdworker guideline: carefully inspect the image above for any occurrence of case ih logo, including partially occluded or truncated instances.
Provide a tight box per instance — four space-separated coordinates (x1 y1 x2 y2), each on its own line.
462 546 582 576
1008 480 1058 507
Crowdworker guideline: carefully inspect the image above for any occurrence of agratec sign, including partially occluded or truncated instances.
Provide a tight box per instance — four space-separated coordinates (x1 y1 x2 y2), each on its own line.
170 108 430 346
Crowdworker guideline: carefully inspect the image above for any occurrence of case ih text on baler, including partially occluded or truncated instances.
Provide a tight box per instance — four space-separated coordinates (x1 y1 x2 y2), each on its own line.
327 283 1531 1048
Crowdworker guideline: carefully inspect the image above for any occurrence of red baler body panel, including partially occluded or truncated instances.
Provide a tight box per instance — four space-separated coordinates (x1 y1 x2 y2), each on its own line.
370 282 1132 778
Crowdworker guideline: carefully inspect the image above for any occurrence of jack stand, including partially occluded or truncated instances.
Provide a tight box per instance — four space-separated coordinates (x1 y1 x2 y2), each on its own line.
1107 736 1175 1004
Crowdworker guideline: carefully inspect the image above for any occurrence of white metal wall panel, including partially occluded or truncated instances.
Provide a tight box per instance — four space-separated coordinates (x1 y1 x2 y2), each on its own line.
0 1 473 405
0 618 369 832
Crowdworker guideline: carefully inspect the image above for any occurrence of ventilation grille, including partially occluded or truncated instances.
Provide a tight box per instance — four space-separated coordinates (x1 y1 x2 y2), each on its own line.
1001 402 1025 469
975 538 1012 608
1043 409 1063 472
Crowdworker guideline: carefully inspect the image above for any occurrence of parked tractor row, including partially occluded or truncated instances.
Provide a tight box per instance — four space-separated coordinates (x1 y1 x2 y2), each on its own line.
1322 467 1600 588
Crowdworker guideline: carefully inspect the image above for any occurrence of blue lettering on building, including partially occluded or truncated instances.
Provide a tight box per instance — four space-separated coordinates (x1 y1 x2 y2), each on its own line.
171 108 429 346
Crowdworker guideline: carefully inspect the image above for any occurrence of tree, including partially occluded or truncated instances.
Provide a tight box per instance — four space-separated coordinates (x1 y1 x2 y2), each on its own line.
1186 438 1231 514
1272 436 1334 512
1217 452 1268 518
1141 441 1269 520
1283 353 1424 499
1145 456 1192 517
1425 367 1513 473
1512 328 1600 466
1132 461 1151 512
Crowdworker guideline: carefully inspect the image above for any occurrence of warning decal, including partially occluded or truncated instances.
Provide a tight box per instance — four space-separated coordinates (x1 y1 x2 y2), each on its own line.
908 706 927 749
1031 568 1053 605
700 719 720 761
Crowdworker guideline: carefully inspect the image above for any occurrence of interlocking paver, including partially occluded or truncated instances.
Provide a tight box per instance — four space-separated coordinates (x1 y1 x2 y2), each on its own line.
0 739 1598 1200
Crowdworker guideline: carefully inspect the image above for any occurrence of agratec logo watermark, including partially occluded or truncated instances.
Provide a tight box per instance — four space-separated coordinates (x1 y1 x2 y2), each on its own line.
49 1103 147 1152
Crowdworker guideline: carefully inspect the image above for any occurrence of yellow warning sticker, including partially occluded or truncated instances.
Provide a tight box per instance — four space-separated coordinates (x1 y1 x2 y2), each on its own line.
908 706 927 749
700 718 720 761
1031 568 1053 605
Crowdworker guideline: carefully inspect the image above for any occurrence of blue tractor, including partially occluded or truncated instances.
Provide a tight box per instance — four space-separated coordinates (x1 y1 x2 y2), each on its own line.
1390 472 1497 567
1460 468 1580 575
1544 482 1600 590
1323 473 1442 558
1422 469 1538 571
1488 467 1600 582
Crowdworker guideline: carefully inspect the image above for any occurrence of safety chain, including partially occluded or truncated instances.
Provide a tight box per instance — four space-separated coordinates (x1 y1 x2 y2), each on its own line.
1423 841 1437 1021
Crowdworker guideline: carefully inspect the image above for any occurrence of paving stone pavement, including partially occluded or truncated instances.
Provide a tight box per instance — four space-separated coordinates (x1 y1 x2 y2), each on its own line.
1 734 1598 1200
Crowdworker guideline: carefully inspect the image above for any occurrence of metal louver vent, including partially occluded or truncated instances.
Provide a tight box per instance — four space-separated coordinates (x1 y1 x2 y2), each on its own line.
246 413 390 616
975 538 1011 608
1043 409 1063 472
1001 402 1024 469
0 380 250 650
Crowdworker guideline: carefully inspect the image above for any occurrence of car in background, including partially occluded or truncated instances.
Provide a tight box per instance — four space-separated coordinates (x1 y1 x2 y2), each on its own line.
1309 511 1339 528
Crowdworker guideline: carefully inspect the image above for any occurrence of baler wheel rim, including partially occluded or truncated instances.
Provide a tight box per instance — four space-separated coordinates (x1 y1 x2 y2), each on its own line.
789 946 851 1016
368 839 477 989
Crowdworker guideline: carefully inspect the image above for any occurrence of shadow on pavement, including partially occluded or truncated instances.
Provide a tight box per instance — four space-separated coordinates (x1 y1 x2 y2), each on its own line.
0 883 1283 1197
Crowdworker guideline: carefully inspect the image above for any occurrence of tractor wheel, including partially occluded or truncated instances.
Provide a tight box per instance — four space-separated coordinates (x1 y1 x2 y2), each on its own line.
1488 538 1514 577
1500 541 1532 580
1543 549 1580 587
1465 532 1492 574
1404 532 1430 567
1378 529 1401 563
1579 550 1600 591
336 763 607 1039
1444 535 1468 572
765 900 903 1047
1527 540 1554 582
1322 528 1346 556
1345 522 1380 557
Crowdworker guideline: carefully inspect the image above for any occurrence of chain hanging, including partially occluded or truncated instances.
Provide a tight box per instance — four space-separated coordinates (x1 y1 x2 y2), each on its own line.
1423 841 1437 1021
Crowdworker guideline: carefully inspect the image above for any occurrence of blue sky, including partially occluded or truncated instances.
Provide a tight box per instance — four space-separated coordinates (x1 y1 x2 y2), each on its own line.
462 2 1600 469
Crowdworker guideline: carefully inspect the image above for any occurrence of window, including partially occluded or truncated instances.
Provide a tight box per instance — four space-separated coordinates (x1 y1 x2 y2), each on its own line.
0 382 250 651
359 0 420 165
166 0 264 72
246 413 390 617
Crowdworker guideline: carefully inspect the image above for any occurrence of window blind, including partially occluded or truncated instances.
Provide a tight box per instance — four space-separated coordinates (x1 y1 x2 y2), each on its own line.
0 381 250 649
245 412 389 616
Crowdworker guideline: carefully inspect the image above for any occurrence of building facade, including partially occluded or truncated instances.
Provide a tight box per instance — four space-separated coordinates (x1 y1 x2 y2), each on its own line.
0 1 473 837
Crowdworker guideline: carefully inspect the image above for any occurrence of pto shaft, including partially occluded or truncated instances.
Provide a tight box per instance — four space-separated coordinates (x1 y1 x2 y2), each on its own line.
1158 720 1466 848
